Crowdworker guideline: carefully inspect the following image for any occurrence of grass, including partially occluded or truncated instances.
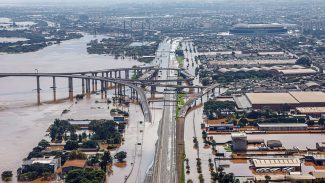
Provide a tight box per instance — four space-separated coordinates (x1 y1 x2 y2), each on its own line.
176 93 186 117
176 55 184 68
223 143 233 152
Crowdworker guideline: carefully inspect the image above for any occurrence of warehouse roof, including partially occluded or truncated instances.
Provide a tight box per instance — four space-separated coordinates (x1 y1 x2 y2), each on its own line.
258 123 308 128
290 91 325 103
245 93 299 105
252 158 301 168
278 68 317 75
296 107 325 114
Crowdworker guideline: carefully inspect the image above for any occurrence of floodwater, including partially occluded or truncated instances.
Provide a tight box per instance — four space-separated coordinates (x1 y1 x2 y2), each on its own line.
0 34 153 181
0 34 142 108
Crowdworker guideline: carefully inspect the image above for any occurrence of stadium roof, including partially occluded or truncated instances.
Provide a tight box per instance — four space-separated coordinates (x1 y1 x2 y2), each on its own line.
233 23 285 29
245 93 299 105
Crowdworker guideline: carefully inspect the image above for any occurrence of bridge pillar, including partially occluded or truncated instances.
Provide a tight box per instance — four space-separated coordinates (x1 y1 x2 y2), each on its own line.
68 77 73 101
136 91 139 102
36 76 41 105
86 78 91 98
109 72 113 88
91 74 96 93
100 80 104 99
119 71 121 79
95 74 98 92
151 85 156 98
114 71 117 78
105 74 108 90
81 77 85 95
218 86 221 95
52 76 56 102
125 69 129 79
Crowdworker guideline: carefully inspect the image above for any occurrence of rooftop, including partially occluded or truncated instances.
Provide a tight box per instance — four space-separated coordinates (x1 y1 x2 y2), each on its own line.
252 158 301 168
290 91 325 103
231 132 247 139
245 92 299 105
296 107 325 114
258 123 308 127
62 160 86 168
278 68 317 75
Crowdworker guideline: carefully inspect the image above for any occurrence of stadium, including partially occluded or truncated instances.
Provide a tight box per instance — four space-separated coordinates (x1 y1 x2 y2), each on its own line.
230 23 288 34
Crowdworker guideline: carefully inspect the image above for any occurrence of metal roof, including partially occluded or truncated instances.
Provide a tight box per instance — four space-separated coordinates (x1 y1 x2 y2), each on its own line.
253 158 301 168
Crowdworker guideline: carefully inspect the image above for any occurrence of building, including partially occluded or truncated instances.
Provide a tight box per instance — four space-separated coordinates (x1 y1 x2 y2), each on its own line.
62 160 87 175
267 140 283 148
245 92 299 110
252 158 301 170
289 91 325 107
316 142 325 152
254 174 315 183
206 119 233 131
258 123 308 131
22 156 61 173
296 107 325 117
68 120 91 129
231 132 247 151
310 154 325 166
244 92 325 110
230 23 287 34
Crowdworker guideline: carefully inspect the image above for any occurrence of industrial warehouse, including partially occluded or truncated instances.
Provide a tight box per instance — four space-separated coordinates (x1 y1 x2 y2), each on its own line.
235 91 325 111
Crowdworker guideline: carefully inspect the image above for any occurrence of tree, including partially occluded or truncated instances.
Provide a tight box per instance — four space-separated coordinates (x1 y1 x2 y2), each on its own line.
296 56 312 66
81 140 98 149
69 150 87 160
1 171 13 181
66 168 105 183
64 141 79 150
265 175 271 183
100 151 112 171
319 118 325 126
38 139 50 150
114 151 127 162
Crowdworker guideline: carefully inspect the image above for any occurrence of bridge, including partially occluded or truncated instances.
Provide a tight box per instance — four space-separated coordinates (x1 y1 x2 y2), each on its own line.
0 66 193 123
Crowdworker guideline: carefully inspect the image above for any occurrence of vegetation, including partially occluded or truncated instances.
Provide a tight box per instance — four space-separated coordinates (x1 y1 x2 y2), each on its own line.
212 70 274 83
203 101 236 120
49 119 75 142
69 150 87 160
0 30 82 53
89 120 123 145
1 171 13 181
296 56 312 66
66 168 105 183
114 151 127 162
18 163 53 181
87 37 160 63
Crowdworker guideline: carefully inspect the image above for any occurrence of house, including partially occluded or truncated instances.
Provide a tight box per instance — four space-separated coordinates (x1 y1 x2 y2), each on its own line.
22 156 61 173
62 160 87 175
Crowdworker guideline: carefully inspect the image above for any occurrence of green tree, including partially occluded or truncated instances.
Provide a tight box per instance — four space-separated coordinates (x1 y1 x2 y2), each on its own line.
1 171 13 181
64 141 79 150
69 150 87 160
114 151 127 162
296 56 312 66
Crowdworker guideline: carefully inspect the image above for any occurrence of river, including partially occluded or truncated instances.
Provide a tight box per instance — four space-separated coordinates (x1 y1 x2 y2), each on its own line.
0 34 145 180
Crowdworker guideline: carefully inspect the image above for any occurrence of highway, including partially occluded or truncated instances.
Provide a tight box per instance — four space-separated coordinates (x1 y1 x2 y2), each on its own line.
150 38 179 183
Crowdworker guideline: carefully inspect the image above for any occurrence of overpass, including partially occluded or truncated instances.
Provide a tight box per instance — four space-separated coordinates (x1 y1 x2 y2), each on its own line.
0 73 152 123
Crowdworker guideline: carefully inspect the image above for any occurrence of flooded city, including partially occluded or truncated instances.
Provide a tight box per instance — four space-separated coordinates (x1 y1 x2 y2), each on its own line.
1 1 325 183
